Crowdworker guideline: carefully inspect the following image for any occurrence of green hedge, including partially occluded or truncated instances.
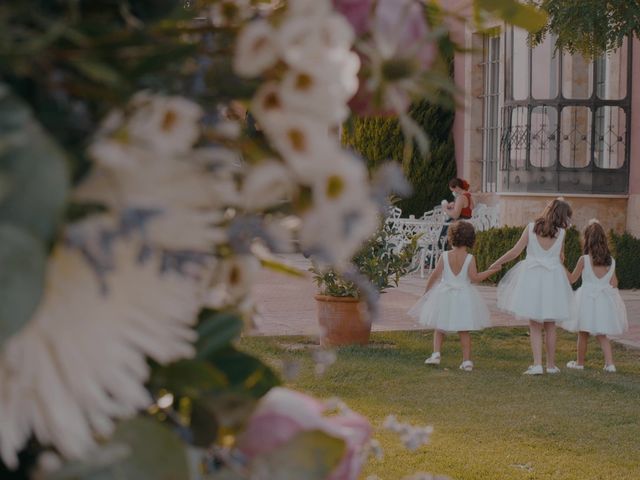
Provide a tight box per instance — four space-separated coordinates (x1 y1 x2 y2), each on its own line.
474 226 640 289
474 226 582 285
610 232 640 289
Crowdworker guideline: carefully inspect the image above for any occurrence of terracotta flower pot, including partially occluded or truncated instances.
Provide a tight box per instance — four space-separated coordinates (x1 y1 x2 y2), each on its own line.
315 295 372 347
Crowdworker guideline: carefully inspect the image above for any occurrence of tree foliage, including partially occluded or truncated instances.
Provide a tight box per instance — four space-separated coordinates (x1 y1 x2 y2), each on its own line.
531 0 640 58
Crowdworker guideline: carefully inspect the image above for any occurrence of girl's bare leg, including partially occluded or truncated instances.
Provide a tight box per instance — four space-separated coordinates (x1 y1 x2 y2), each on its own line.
576 331 590 365
459 331 471 362
433 330 445 353
596 335 614 366
529 321 543 366
544 322 557 367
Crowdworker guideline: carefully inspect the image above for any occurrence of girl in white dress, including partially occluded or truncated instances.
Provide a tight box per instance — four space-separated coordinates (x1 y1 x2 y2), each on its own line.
409 221 499 371
489 198 574 375
565 220 628 372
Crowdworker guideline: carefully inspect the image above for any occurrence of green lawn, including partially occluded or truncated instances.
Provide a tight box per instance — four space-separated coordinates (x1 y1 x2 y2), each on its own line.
240 329 640 480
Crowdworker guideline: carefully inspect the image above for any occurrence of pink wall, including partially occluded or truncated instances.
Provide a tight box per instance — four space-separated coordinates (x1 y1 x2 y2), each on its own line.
628 37 640 195
453 53 466 177
440 0 473 178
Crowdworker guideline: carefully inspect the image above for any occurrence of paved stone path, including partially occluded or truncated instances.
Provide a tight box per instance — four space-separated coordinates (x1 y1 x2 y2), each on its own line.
252 254 640 349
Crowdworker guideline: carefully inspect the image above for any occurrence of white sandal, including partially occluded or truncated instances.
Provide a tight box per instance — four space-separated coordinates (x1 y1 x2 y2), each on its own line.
459 360 473 371
523 365 543 375
424 353 441 365
566 360 584 370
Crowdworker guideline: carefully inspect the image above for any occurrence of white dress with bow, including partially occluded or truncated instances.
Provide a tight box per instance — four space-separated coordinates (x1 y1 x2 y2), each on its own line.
497 222 573 323
565 255 628 335
408 251 491 332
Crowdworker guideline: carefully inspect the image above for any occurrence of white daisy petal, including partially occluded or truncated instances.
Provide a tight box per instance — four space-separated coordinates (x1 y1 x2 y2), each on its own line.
234 20 279 78
242 161 295 211
0 238 210 466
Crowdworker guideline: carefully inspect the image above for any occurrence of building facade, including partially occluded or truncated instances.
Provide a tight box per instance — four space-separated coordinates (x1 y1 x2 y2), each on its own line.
452 20 640 234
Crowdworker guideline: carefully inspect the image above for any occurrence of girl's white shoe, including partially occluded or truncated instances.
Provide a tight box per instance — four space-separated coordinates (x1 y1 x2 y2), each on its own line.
459 360 474 371
603 364 617 373
566 360 584 370
523 365 544 375
546 366 561 374
424 353 441 365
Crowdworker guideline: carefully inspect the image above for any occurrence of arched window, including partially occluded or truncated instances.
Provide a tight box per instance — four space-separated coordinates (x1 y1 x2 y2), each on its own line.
500 27 632 194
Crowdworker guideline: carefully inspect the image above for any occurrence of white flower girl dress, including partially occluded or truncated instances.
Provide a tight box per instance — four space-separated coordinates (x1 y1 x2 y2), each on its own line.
409 251 491 331
497 222 573 322
566 255 628 335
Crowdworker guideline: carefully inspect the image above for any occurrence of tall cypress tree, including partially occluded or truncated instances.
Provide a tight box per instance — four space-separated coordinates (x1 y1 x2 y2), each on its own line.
342 98 456 217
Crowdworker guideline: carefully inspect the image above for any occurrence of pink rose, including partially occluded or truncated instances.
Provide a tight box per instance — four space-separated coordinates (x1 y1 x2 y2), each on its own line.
332 0 374 36
236 387 372 480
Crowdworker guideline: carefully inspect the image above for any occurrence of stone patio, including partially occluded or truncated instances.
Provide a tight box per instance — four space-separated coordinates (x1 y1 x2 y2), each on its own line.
252 254 640 349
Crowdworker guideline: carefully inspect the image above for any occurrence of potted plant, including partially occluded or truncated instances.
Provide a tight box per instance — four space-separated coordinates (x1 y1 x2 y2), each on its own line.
310 218 419 346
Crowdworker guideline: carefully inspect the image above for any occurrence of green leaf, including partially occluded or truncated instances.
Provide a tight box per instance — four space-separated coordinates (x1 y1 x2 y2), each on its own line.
251 430 346 480
107 418 190 480
201 346 280 398
0 224 46 347
189 399 221 448
475 0 548 32
49 418 190 480
196 310 244 358
259 257 306 278
149 359 228 397
187 393 259 448
69 58 125 88
0 84 69 241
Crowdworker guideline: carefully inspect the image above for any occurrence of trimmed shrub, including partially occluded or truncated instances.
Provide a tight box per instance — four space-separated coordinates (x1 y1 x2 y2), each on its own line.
342 101 456 216
474 226 582 285
610 231 640 289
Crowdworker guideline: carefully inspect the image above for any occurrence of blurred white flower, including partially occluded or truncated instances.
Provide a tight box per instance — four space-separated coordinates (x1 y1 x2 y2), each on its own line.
87 138 143 170
277 14 355 73
145 209 227 251
311 154 368 206
206 255 261 308
382 415 433 451
242 161 295 211
299 197 379 265
75 157 235 253
127 95 203 155
313 348 337 376
368 439 384 461
251 81 285 123
280 66 356 124
234 20 279 78
0 238 208 468
261 113 334 182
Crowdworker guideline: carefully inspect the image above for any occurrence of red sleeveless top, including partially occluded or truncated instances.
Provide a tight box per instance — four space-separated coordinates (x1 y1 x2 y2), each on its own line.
460 192 472 219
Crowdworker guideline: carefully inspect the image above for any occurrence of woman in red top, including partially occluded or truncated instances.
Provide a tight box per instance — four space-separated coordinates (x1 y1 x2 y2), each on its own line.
444 178 474 220
438 179 474 251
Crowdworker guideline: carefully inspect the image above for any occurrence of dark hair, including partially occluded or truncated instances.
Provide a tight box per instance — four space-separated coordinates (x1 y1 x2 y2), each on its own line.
533 198 572 238
448 220 475 248
583 222 612 266
448 178 470 191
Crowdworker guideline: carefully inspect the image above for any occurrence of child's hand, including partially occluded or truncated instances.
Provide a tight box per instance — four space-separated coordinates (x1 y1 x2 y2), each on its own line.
488 262 501 271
